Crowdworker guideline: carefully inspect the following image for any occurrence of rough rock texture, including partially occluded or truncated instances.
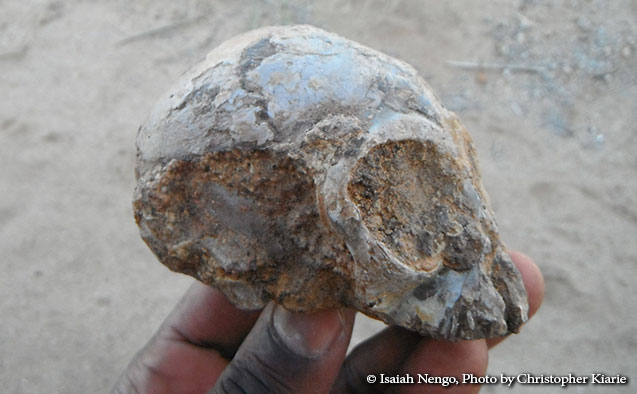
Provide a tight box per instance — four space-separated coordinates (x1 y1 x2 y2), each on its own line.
133 25 528 340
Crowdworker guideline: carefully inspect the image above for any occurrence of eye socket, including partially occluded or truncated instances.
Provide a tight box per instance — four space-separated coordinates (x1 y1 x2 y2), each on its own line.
347 139 458 272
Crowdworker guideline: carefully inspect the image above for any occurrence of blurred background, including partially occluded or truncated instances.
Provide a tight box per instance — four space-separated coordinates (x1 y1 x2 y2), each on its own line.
1 0 635 392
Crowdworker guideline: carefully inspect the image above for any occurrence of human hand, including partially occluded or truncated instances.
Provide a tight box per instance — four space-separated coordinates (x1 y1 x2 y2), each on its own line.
112 251 543 394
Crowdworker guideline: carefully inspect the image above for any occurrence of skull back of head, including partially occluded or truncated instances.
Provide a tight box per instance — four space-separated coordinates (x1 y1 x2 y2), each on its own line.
134 25 528 340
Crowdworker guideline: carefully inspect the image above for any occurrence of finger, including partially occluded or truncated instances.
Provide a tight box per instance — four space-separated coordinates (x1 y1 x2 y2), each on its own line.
160 281 261 358
112 282 261 394
211 303 356 394
397 339 488 394
487 251 544 348
330 326 422 394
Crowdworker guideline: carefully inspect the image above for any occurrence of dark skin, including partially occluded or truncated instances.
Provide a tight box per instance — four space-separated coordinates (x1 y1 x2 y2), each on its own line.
113 251 544 394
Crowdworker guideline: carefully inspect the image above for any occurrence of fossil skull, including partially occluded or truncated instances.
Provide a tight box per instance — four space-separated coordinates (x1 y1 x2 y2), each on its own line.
133 25 528 340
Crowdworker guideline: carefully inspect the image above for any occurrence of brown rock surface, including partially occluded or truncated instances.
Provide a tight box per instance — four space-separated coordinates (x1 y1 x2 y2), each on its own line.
133 25 528 340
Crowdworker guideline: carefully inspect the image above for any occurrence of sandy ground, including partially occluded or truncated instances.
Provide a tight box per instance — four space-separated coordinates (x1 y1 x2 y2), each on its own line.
1 0 636 393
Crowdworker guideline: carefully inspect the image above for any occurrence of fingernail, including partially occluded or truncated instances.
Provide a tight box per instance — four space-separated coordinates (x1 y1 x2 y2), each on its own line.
272 305 346 358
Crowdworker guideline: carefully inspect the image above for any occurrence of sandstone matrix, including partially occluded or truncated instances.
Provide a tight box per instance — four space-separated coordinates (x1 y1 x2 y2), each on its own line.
133 25 528 340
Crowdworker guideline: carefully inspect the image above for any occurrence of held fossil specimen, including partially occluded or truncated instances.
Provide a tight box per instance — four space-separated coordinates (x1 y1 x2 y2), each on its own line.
133 25 528 340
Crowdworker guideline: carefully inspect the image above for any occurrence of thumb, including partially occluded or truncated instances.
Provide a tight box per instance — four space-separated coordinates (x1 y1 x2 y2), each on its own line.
211 302 355 394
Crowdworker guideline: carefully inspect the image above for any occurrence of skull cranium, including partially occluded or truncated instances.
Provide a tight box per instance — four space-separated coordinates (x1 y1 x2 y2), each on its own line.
133 25 528 340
